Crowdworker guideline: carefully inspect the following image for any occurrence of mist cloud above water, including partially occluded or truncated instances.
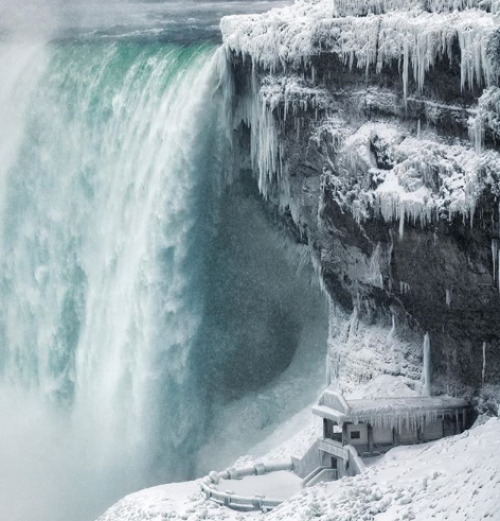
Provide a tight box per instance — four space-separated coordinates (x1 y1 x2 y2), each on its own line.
0 0 290 40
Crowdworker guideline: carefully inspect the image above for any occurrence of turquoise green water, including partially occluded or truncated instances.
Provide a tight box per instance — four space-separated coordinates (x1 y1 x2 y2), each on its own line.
0 30 327 521
0 39 229 521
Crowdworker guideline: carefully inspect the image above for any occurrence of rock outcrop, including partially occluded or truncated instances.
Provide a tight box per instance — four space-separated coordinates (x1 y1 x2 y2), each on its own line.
220 0 500 408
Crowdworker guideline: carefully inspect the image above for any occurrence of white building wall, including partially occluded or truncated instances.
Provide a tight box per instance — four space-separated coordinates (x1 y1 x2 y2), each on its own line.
345 423 368 446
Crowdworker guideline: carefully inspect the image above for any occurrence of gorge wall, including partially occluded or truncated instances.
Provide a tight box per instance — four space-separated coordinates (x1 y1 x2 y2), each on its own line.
220 0 500 410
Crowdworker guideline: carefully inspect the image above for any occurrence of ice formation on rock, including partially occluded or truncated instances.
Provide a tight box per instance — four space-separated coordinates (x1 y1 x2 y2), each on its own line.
220 0 500 413
321 122 500 231
221 0 500 231
422 333 432 397
492 238 498 279
469 86 500 149
332 0 492 16
399 282 411 294
221 0 499 103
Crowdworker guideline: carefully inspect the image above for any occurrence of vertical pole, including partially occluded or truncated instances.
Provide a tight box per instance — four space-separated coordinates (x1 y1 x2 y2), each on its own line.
342 423 348 445
393 427 399 447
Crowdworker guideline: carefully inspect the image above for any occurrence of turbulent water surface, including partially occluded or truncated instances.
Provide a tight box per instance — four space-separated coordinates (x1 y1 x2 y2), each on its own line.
0 3 326 521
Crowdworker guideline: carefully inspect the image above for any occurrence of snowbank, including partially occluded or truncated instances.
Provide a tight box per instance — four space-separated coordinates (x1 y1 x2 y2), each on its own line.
96 418 500 521
265 418 500 521
217 471 301 499
96 480 260 521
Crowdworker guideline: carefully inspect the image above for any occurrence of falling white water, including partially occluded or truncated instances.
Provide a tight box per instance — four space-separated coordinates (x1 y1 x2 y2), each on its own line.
0 34 330 521
0 39 230 521
0 41 49 248
422 333 432 397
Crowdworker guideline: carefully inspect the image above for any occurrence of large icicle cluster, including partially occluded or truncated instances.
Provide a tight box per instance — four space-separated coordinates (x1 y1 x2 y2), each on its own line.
221 0 499 101
260 76 332 117
232 72 330 220
377 12 496 98
332 0 490 16
321 122 500 232
347 397 468 431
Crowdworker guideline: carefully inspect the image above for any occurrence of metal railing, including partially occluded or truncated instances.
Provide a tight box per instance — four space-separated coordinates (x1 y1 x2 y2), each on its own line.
201 441 366 511
201 460 294 511
303 468 338 488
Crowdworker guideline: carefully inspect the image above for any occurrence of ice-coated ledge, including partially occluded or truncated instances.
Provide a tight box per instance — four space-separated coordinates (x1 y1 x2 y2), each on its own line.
321 121 500 229
220 0 500 227
332 0 498 16
221 0 499 99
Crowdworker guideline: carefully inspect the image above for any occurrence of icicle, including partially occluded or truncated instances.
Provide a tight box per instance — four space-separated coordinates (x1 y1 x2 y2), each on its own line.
348 306 359 338
399 281 411 294
498 249 500 293
482 341 487 391
492 239 498 281
388 314 396 341
446 289 452 307
402 37 410 107
417 119 422 139
399 201 405 239
422 333 431 397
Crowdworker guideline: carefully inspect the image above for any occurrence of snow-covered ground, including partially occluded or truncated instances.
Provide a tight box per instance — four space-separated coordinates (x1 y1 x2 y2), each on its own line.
97 417 500 521
267 418 500 521
217 471 302 499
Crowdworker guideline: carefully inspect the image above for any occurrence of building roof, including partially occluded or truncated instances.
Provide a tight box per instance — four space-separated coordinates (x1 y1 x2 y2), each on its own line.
312 387 469 427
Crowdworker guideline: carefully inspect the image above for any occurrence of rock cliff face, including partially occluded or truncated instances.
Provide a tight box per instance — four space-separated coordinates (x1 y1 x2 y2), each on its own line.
220 0 500 409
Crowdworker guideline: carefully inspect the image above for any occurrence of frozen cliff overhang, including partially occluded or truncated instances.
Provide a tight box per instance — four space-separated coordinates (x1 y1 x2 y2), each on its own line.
221 0 500 98
220 0 500 404
221 0 500 216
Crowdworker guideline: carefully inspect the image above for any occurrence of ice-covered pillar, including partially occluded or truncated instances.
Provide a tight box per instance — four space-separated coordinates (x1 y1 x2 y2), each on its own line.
482 341 487 391
422 333 431 397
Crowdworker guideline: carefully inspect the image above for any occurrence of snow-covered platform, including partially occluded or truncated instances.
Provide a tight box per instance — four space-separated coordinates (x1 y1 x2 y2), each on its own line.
201 460 298 511
217 471 301 501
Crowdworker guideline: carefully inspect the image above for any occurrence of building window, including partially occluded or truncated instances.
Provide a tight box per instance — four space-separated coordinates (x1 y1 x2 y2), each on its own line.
350 431 361 440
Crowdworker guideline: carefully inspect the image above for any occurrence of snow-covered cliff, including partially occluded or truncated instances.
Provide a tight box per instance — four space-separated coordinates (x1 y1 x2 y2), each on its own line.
220 0 500 406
